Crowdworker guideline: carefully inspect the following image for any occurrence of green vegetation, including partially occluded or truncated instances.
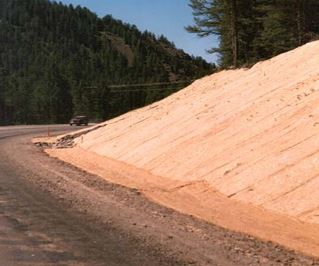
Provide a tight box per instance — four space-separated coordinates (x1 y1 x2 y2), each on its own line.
187 0 319 68
0 0 214 125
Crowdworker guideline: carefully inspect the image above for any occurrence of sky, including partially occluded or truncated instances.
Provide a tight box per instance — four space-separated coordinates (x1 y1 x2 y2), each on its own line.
59 0 219 63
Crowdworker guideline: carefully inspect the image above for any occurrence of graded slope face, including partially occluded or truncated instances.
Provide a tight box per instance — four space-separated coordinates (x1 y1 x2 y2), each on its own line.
74 41 319 224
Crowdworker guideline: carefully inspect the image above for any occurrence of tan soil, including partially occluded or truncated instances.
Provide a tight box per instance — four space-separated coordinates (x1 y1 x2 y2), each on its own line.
47 41 319 257
48 147 319 257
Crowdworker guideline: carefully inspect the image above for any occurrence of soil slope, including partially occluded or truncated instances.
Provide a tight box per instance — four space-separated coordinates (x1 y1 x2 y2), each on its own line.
48 41 319 256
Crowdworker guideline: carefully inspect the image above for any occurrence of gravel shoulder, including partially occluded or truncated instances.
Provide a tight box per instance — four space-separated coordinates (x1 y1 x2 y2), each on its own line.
1 126 319 265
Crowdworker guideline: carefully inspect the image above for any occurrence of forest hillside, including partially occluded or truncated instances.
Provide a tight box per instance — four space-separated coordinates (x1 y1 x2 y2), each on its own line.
0 0 214 125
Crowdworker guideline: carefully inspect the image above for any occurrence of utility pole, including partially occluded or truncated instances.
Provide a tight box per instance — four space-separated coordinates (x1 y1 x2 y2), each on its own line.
230 0 238 67
296 0 305 46
0 67 5 125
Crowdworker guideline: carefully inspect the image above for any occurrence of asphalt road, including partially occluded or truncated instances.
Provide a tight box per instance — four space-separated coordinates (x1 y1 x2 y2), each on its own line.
0 125 318 266
0 125 97 265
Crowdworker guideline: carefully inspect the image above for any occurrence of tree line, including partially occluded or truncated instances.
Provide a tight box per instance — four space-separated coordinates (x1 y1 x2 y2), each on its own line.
187 0 319 67
0 0 215 125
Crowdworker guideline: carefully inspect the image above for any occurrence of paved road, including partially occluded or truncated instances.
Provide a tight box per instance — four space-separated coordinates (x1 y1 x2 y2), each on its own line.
0 125 93 265
0 125 318 266
0 125 174 266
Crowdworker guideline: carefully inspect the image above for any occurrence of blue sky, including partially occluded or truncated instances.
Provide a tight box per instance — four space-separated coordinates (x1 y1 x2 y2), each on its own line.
59 0 218 63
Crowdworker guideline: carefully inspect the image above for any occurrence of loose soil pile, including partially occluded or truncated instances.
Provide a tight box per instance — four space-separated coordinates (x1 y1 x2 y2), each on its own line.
48 41 319 257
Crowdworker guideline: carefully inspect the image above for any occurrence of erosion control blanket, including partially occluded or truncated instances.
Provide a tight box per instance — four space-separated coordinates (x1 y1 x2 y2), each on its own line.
48 41 319 256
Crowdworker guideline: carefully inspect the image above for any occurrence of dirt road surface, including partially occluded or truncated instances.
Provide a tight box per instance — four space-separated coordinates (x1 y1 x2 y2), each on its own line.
0 125 318 265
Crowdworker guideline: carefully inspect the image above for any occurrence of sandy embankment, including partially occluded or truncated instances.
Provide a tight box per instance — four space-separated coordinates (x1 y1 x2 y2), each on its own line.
48 41 319 257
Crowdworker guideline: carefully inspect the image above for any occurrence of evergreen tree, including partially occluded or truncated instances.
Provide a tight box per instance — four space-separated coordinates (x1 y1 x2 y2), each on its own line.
187 0 319 68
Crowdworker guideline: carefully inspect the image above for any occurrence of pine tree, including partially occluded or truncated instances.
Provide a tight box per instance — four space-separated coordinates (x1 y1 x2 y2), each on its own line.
187 0 249 67
187 0 319 68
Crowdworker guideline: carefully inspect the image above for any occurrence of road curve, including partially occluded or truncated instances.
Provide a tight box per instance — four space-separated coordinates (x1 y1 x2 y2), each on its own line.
0 125 318 266
0 125 183 266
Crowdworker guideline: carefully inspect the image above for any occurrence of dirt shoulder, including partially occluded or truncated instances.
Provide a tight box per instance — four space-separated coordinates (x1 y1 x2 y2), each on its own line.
47 146 319 259
3 130 318 265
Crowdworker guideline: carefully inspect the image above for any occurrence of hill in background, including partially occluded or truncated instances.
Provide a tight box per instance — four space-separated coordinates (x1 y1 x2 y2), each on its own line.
0 0 214 125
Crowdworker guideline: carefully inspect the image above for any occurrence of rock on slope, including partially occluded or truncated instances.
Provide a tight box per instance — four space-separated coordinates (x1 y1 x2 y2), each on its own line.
48 41 319 256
